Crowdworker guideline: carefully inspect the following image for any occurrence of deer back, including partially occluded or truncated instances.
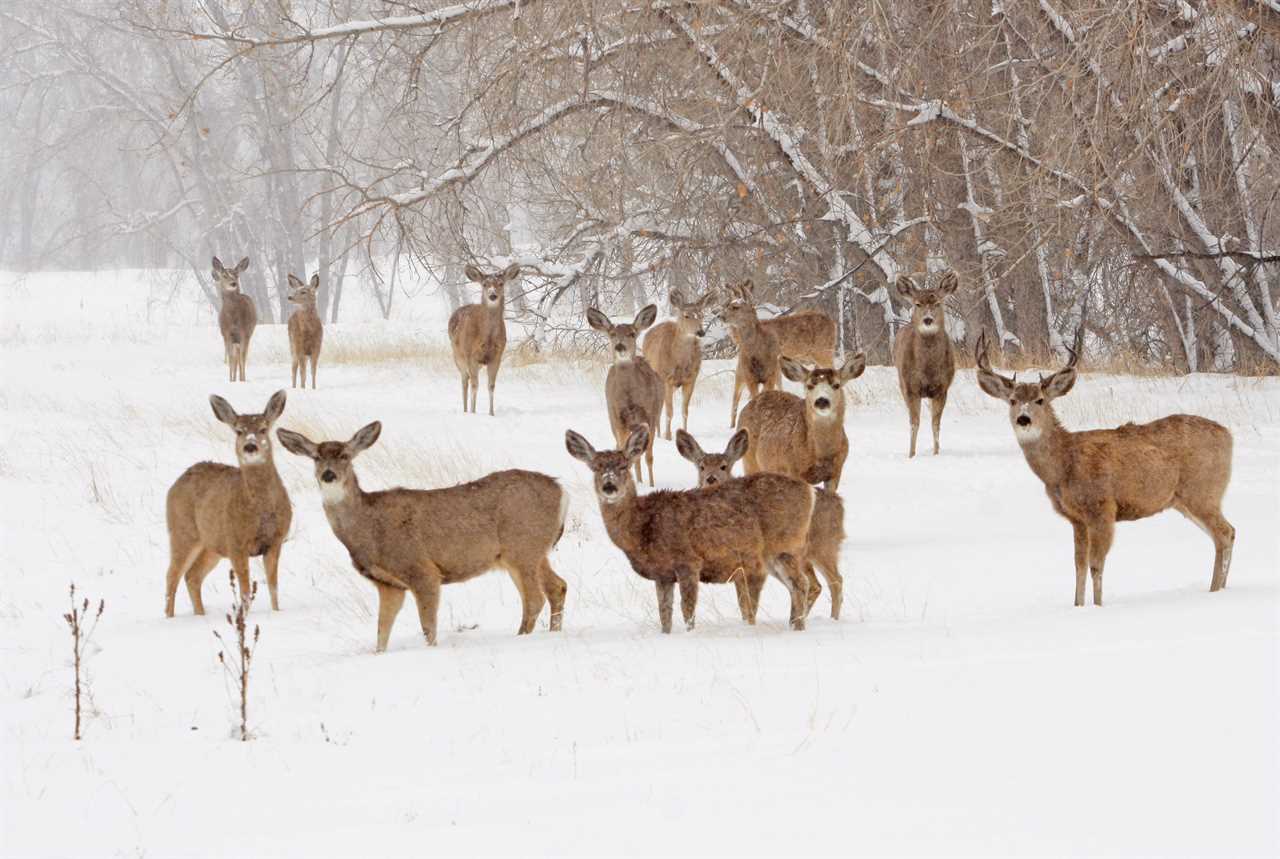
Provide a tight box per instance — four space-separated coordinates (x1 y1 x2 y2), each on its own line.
605 358 663 437
762 312 836 364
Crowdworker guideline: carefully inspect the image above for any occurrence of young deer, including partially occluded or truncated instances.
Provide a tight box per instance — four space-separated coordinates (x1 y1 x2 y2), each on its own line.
587 304 663 487
975 330 1235 606
213 256 256 383
164 391 291 617
719 286 781 428
448 263 519 415
893 270 958 457
737 353 866 492
277 423 568 651
286 273 323 389
676 429 847 620
642 289 713 440
723 280 836 366
566 426 814 631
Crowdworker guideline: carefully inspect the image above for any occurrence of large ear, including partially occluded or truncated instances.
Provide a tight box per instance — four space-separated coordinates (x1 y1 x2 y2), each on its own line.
724 429 749 465
464 265 484 282
633 304 657 331
896 275 918 300
309 273 320 290
974 331 1014 400
669 288 686 310
287 273 305 291
263 390 287 423
501 263 521 281
347 421 382 455
838 351 867 382
779 355 808 383
624 424 651 460
209 394 238 426
276 429 319 459
739 280 755 301
564 430 597 464
674 429 705 464
938 269 959 295
1041 367 1077 400
586 307 613 333
235 257 250 273
211 256 226 274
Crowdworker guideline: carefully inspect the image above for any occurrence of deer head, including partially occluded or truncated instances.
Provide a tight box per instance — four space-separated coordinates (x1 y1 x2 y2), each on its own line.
670 289 712 339
465 263 520 308
676 429 749 487
975 327 1081 442
212 256 250 294
897 270 958 336
210 390 287 466
779 352 867 419
565 426 649 504
586 305 657 363
277 421 382 504
287 273 320 306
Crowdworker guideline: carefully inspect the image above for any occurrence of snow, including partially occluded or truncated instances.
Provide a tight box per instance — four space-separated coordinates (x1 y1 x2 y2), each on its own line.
2 270 1278 857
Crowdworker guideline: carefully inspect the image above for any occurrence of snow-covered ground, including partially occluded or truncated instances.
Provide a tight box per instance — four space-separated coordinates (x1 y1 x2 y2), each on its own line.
2 270 1277 858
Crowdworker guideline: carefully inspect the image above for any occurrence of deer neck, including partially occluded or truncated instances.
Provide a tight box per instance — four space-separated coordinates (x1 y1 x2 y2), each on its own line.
1015 412 1071 488
597 493 642 555
239 454 284 504
295 297 319 318
320 472 368 534
804 400 846 454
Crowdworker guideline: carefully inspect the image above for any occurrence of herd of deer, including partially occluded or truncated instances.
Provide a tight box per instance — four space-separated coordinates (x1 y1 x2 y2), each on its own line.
167 259 1237 650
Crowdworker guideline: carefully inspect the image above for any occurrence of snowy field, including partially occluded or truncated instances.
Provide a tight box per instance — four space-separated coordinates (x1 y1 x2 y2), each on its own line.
1 270 1277 858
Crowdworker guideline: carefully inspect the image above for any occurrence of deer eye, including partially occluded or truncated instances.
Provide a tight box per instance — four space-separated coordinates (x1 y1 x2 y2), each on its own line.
1009 398 1017 405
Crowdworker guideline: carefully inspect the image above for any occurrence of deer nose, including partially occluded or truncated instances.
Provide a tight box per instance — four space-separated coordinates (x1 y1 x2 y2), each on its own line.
923 316 935 326
814 397 831 410
321 469 337 483
488 292 498 301
696 328 706 338
614 344 625 353
601 482 617 495
1016 415 1031 427
705 476 716 485
243 443 259 455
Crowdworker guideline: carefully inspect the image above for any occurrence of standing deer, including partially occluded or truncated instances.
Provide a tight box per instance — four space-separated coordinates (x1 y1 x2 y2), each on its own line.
719 288 781 428
449 263 519 415
975 329 1235 606
721 280 836 366
276 422 568 651
213 256 256 383
164 391 291 617
286 273 323 389
586 304 663 487
737 353 866 492
566 426 813 632
642 289 713 440
676 429 848 620
893 270 958 457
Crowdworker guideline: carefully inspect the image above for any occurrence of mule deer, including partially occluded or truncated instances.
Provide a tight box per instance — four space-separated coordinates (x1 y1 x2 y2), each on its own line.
213 256 256 382
566 425 813 631
722 280 836 366
975 329 1235 606
277 422 568 651
719 287 781 428
286 273 323 389
642 289 713 440
165 391 291 617
676 429 847 620
737 353 866 492
586 304 663 486
449 264 519 415
894 271 958 457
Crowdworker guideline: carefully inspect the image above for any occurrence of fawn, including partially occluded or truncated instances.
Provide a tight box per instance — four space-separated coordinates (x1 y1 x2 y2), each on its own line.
642 289 713 440
213 256 256 383
165 391 291 617
676 429 848 620
566 425 814 632
449 263 519 415
586 304 664 486
277 422 568 651
975 329 1235 606
286 273 323 389
894 271 958 457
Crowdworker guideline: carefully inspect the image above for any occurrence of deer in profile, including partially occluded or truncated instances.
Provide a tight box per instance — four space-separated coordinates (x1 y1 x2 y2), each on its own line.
566 425 813 632
165 391 291 617
722 280 836 366
586 304 663 486
286 272 323 389
449 263 519 415
737 353 866 492
676 429 848 620
277 422 568 651
719 286 781 428
975 329 1235 606
894 270 958 457
642 289 713 440
213 256 256 382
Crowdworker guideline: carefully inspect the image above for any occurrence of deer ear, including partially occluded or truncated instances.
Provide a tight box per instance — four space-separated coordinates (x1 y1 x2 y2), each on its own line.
209 394 238 426
669 289 686 310
1041 367 1077 400
564 430 597 464
624 425 651 460
501 263 521 281
287 274 304 291
464 265 484 282
896 276 917 300
779 356 808 383
348 421 382 455
309 273 320 290
724 429 749 465
939 270 959 295
634 304 657 331
586 308 612 333
263 390 287 423
839 352 867 381
235 257 250 273
976 367 1014 400
740 280 755 300
211 256 226 274
275 429 318 459
675 429 704 464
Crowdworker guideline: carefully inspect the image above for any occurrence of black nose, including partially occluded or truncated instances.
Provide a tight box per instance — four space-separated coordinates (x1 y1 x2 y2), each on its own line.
243 443 258 454
602 482 617 494
696 329 706 338
814 397 830 410
923 317 934 326
705 476 716 485
488 293 497 300
615 344 625 352
1016 415 1031 427
321 470 337 483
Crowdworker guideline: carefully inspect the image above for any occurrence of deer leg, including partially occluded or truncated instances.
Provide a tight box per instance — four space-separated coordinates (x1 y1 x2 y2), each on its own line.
730 375 744 427
645 435 655 488
745 564 767 624
681 377 696 434
262 542 283 611
373 581 407 653
804 563 823 616
486 357 502 417
929 392 948 455
662 383 675 440
459 371 469 412
506 563 547 635
1072 521 1088 607
184 550 220 616
732 570 754 623
230 554 252 606
290 355 298 388
228 344 238 383
655 580 675 633
770 554 809 631
813 551 843 621
309 354 319 389
1175 502 1236 591
165 541 202 618
1086 517 1115 607
241 338 251 381
539 559 567 631
676 566 699 631
468 366 481 414
906 394 921 458
410 572 442 646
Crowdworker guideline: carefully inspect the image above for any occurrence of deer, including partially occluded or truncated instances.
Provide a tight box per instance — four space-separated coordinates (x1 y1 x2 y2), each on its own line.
586 304 664 487
276 422 568 651
565 425 814 632
718 287 781 428
212 256 256 383
676 428 848 620
721 280 836 366
974 328 1235 607
893 270 958 457
737 353 866 492
448 263 520 415
641 289 713 440
164 391 291 618
286 272 323 389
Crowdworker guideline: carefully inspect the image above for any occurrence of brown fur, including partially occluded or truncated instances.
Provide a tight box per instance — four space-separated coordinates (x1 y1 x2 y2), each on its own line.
975 330 1235 606
448 264 519 415
277 422 568 651
213 256 256 383
165 391 292 617
642 290 713 440
718 282 781 428
567 426 814 631
763 312 836 367
893 271 958 457
676 429 847 619
286 273 324 389
587 305 663 486
737 354 866 492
